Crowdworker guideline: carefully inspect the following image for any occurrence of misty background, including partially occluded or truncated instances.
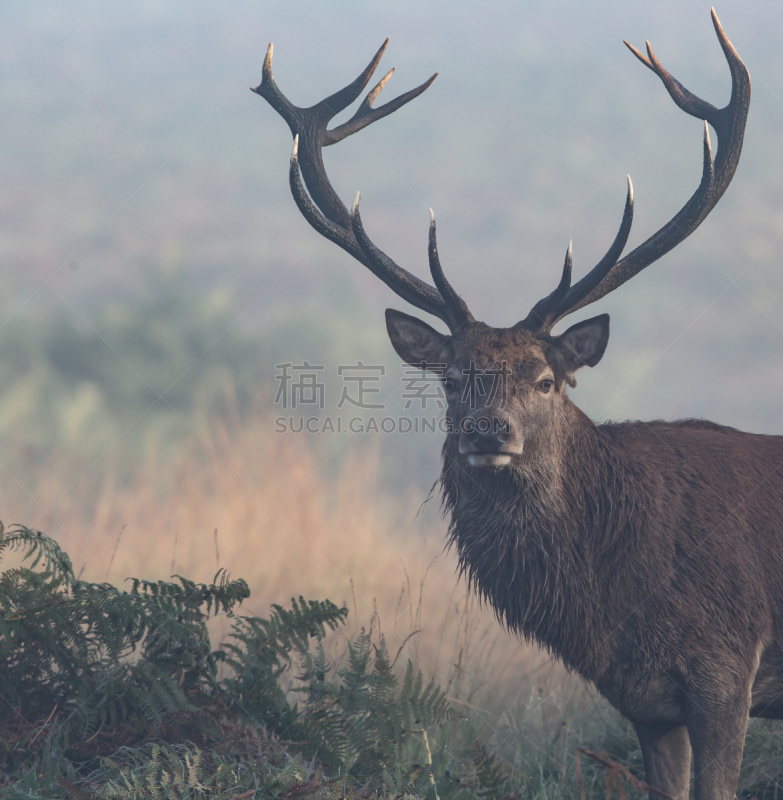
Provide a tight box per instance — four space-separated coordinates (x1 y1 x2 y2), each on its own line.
1 0 782 515
2 2 783 777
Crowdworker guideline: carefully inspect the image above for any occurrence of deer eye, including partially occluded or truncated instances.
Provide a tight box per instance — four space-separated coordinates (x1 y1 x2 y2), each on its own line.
537 379 554 394
443 378 458 393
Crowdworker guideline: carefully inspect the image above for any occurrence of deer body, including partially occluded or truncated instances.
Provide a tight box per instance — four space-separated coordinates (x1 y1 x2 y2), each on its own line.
257 11 768 798
445 413 783 719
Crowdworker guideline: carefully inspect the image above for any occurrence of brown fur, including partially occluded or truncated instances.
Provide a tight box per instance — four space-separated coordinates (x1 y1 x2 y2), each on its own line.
386 310 783 800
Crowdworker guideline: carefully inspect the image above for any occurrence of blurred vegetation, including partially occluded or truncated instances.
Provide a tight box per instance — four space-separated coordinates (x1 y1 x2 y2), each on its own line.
0 269 259 468
0 269 387 462
0 266 443 498
5 0 783 442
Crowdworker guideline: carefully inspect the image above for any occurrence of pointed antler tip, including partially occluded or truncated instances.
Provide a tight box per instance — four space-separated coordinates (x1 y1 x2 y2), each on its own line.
377 68 396 89
710 6 724 32
641 40 661 69
624 40 651 69
703 120 713 153
352 191 361 217
530 9 746 329
429 208 435 226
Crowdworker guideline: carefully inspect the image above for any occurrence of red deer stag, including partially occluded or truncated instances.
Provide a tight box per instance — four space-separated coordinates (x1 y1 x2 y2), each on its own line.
255 12 776 800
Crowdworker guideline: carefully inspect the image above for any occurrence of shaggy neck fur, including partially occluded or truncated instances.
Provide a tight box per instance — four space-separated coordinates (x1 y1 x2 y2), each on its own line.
440 400 648 681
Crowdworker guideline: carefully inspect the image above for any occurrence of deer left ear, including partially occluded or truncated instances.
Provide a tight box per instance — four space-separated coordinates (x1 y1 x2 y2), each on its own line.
552 314 610 382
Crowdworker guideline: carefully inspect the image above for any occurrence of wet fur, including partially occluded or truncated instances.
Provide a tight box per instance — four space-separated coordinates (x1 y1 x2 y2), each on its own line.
441 406 783 721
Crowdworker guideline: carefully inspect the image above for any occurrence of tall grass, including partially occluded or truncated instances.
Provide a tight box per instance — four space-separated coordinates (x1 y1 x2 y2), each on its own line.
2 412 782 796
0 412 555 706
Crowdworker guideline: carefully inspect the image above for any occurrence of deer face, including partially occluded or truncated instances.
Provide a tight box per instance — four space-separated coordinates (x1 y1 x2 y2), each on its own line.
386 309 609 469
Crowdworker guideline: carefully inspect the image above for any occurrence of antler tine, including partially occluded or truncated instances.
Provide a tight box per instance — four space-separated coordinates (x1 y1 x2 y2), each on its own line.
520 177 633 332
428 209 474 330
351 193 450 318
254 40 390 132
287 135 360 254
325 70 439 145
538 176 634 329
288 135 450 320
255 43 300 132
624 40 719 130
316 38 391 121
253 38 394 228
523 9 749 332
257 40 469 330
520 241 574 331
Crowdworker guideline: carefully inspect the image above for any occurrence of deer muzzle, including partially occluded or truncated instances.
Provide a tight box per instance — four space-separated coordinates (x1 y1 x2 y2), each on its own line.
459 413 523 468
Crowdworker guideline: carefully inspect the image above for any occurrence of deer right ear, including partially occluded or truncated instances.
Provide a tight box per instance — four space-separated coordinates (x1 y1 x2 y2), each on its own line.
385 309 448 367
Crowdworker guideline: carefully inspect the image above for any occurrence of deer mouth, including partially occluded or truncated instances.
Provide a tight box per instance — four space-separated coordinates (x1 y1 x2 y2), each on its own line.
465 453 515 469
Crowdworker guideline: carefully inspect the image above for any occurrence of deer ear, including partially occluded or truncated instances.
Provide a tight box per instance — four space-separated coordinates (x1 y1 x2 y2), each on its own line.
386 308 448 367
553 314 610 379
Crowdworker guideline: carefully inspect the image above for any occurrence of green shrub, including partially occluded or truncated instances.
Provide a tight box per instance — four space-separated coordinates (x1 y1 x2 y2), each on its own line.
0 524 499 799
0 522 250 773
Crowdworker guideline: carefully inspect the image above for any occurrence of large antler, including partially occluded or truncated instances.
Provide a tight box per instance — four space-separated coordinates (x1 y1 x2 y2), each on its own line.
254 40 474 331
519 9 750 334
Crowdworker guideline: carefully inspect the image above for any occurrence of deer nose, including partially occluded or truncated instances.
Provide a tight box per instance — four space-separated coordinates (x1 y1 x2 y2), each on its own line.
459 414 520 456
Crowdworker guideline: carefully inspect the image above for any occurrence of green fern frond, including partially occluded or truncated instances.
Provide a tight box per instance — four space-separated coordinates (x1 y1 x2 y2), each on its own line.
0 529 467 798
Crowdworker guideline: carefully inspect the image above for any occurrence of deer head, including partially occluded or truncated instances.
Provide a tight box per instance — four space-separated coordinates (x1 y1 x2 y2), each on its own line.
255 10 749 471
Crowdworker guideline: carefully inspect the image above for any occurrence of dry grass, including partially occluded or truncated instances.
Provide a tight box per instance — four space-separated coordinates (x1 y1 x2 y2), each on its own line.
4 416 783 795
0 413 566 712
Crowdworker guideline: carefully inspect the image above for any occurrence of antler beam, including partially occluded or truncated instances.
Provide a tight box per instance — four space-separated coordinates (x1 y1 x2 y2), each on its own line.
254 40 473 331
520 8 750 333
